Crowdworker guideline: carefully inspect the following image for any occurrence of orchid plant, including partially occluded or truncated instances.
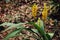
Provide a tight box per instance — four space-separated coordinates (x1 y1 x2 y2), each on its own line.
0 3 54 40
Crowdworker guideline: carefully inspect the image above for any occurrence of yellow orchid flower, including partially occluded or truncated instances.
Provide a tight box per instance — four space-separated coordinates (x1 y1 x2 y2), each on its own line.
32 3 38 18
42 3 51 21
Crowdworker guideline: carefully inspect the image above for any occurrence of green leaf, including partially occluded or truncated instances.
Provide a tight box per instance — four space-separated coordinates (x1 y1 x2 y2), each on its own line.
25 28 40 40
47 33 54 38
36 18 44 31
3 28 23 40
31 29 39 33
46 33 51 40
1 22 25 32
28 22 48 40
28 18 45 35
0 22 15 26
46 33 54 40
25 28 39 34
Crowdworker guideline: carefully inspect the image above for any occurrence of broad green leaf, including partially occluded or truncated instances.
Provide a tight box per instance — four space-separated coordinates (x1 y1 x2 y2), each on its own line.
25 28 40 40
46 33 54 40
31 29 39 33
25 28 39 33
36 18 44 30
48 33 54 38
29 22 48 40
3 28 23 40
0 22 15 26
46 33 51 40
0 22 24 27
1 22 25 32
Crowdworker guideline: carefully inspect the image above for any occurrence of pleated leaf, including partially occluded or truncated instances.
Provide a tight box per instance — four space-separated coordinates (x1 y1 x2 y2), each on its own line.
28 18 48 40
0 22 25 32
3 28 23 40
